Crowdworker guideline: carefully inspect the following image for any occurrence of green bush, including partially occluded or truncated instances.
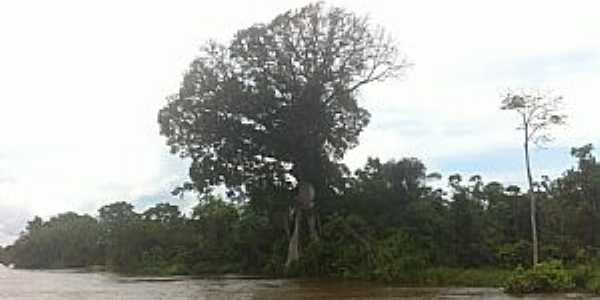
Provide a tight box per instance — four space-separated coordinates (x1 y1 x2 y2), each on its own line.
373 230 429 282
586 276 600 294
496 241 530 268
504 260 575 294
580 264 600 295
570 264 592 288
161 263 189 275
294 215 374 279
419 267 510 287
293 216 429 281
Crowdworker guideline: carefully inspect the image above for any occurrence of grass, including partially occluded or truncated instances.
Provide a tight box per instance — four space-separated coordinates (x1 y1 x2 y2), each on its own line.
405 267 512 287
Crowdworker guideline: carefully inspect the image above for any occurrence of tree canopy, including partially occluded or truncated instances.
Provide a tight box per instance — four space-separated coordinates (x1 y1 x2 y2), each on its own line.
158 3 407 198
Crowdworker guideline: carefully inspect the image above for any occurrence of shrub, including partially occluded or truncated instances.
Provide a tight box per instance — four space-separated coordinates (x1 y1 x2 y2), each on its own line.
586 276 600 295
496 240 530 268
571 264 592 288
504 260 574 294
373 230 429 282
293 216 428 281
295 215 373 279
419 267 509 287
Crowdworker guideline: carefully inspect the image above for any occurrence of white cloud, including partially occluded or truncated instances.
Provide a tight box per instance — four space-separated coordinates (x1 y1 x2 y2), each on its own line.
344 0 600 170
0 202 32 245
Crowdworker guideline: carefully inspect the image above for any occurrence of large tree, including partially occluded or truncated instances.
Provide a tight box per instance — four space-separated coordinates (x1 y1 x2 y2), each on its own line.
158 3 407 266
501 90 566 265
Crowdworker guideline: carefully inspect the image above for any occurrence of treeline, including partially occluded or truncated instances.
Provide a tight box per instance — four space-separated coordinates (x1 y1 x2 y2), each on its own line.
2 143 599 280
2 200 261 274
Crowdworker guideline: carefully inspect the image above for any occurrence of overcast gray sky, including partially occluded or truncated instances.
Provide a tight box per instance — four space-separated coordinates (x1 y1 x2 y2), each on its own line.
1 0 599 245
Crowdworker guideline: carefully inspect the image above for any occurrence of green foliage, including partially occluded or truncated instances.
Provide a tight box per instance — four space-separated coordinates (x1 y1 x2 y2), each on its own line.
419 268 510 287
586 276 600 295
4 6 599 292
568 260 600 294
235 208 280 272
158 2 406 198
372 230 429 282
191 195 240 271
4 141 600 295
504 261 575 294
8 4 600 297
294 216 429 282
9 212 102 268
570 264 593 288
496 241 531 268
0 246 6 265
294 215 374 278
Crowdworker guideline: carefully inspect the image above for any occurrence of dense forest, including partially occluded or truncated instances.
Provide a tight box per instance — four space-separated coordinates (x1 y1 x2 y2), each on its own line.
2 2 600 294
2 146 600 287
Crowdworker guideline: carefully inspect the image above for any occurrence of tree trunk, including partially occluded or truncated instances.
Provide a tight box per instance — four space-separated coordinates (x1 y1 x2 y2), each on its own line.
284 180 318 269
524 120 539 266
282 210 291 239
285 208 302 268
307 210 319 242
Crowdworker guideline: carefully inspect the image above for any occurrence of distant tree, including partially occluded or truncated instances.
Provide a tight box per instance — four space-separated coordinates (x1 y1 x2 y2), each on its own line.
447 174 489 265
98 201 138 228
0 246 5 265
346 157 432 229
98 202 141 268
191 196 240 264
8 213 101 268
501 90 566 265
25 216 43 233
556 144 600 248
158 2 407 267
142 203 183 225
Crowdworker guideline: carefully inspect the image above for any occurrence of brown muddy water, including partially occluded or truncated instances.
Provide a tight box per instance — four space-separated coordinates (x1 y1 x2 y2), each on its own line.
0 265 597 299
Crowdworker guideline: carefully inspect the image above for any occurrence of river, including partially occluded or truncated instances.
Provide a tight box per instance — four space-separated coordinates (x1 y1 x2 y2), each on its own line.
0 265 597 299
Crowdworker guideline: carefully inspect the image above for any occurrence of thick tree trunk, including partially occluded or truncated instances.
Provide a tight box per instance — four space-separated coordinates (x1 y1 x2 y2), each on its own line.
284 181 317 269
282 210 291 239
524 120 539 266
307 210 319 242
285 208 302 268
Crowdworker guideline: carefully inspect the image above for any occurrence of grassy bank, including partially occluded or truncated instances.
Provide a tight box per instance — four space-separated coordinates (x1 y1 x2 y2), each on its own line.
503 260 600 295
13 261 600 296
409 268 512 287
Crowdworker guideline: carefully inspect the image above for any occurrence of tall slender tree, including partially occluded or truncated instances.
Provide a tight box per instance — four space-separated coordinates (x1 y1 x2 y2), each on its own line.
501 90 566 265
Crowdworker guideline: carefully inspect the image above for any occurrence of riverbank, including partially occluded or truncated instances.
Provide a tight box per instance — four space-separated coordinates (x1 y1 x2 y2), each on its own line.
90 263 600 296
87 264 512 286
10 259 600 296
3 266 600 299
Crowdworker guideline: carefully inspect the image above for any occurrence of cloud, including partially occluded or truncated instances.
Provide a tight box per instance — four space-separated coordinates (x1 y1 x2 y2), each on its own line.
0 177 16 185
0 204 32 246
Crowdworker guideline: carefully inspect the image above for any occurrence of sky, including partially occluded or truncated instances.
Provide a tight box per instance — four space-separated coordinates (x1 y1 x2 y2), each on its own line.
1 0 599 245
